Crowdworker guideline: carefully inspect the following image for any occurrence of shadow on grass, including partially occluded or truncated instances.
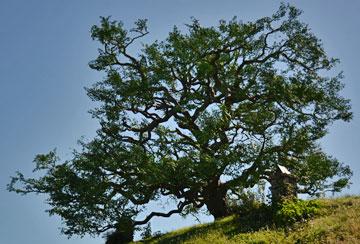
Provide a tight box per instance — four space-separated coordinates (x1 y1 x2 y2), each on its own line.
141 205 273 244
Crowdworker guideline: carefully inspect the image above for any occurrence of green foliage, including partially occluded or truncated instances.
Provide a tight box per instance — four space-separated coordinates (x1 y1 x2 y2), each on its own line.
227 182 268 216
8 3 352 240
274 199 321 226
294 151 352 195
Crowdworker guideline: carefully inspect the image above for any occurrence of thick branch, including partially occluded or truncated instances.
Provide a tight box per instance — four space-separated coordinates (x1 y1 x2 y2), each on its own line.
133 200 191 226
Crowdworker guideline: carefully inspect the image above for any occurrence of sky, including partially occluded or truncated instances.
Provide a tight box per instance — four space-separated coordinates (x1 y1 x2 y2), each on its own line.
1 1 359 243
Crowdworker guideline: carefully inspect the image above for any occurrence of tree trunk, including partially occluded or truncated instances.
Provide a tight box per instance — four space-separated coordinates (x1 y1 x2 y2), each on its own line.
105 218 134 244
105 229 133 244
203 179 229 219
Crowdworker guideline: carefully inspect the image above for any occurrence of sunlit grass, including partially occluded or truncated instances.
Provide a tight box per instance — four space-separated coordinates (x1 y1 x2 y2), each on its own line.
135 196 360 244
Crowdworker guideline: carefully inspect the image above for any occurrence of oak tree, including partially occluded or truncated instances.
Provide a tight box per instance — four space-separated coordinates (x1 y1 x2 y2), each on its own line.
9 4 352 242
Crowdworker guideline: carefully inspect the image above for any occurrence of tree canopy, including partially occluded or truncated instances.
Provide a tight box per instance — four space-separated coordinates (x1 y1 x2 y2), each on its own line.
8 4 352 242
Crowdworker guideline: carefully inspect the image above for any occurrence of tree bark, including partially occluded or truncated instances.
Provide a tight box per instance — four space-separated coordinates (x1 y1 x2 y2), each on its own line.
106 218 134 244
203 179 229 219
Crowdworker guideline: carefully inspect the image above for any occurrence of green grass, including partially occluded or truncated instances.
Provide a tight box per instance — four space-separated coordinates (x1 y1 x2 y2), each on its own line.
135 196 360 244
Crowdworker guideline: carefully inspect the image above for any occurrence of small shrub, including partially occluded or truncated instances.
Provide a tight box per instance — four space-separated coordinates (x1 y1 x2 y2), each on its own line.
275 199 321 226
152 231 163 238
140 223 152 240
227 185 268 216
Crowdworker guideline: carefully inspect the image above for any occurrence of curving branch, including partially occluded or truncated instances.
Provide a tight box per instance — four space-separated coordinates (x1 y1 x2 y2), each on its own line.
133 200 191 226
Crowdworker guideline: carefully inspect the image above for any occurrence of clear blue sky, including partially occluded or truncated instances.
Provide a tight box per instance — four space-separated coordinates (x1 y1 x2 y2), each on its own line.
1 1 359 243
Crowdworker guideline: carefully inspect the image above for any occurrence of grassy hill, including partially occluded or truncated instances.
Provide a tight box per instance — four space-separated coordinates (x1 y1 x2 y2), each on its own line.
136 196 360 244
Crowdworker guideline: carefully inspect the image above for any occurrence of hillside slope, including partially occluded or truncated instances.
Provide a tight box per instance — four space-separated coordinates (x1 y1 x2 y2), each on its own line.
136 196 360 244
